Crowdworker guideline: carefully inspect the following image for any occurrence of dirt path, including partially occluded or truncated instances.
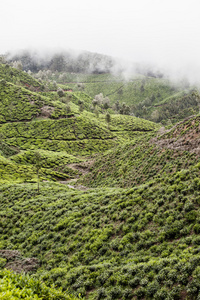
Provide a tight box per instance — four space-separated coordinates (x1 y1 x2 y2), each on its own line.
58 178 89 191
58 159 95 190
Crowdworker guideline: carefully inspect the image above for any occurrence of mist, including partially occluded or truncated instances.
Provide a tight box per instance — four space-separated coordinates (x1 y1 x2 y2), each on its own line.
1 0 200 84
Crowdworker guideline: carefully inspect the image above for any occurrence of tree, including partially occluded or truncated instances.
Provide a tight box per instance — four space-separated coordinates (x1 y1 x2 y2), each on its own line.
65 104 71 114
192 91 200 113
34 151 42 194
92 99 98 108
12 60 23 70
151 110 160 122
140 84 145 93
0 56 6 64
78 100 84 113
115 100 120 111
119 102 130 115
103 97 110 110
117 88 123 96
52 81 58 90
57 87 65 98
50 55 65 72
105 112 111 129
124 104 131 115
77 83 85 91
93 93 104 106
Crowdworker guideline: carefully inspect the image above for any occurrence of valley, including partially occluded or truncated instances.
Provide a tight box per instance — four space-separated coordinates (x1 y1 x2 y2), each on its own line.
0 55 200 300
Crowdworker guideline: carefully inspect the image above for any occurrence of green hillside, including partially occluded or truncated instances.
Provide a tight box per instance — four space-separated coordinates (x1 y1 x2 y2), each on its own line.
6 50 200 125
0 80 45 123
0 115 158 183
80 115 200 188
0 63 42 89
38 71 179 107
1 57 200 300
1 162 200 299
0 149 83 184
33 70 200 124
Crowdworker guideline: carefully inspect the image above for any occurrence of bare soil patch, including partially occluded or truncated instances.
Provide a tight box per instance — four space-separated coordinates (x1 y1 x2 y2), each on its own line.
0 250 39 273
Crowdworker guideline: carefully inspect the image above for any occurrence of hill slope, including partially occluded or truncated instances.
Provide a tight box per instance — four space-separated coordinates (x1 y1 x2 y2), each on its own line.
1 161 200 299
34 70 200 124
0 63 42 89
80 115 200 188
1 59 200 300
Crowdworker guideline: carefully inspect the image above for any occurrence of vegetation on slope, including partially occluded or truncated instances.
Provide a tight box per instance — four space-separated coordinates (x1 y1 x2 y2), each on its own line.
0 104 157 155
33 69 199 125
0 152 77 184
10 149 82 168
0 63 42 89
0 140 19 157
0 117 114 154
0 79 85 124
44 72 180 108
0 80 45 123
1 55 200 300
80 115 200 188
108 114 158 132
0 269 80 299
6 49 114 73
1 162 200 299
5 50 200 125
138 89 200 124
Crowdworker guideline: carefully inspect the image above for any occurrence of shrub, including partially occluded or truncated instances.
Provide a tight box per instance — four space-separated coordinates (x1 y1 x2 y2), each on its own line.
146 280 160 297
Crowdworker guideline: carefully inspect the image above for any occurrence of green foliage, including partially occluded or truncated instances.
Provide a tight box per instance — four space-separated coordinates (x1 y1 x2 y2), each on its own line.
0 160 200 298
0 111 158 156
80 115 200 188
146 90 200 124
0 116 115 155
0 81 78 124
0 81 44 123
0 154 37 183
0 258 6 268
11 149 82 168
0 63 42 88
64 72 199 124
0 269 80 299
2 60 200 299
0 140 19 157
105 112 111 128
0 150 80 184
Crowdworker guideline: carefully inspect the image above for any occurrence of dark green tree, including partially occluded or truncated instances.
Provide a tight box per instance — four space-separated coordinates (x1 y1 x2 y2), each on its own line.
105 112 111 129
79 100 84 113
50 55 65 72
115 100 120 111
64 104 71 115
57 87 65 98
77 83 85 91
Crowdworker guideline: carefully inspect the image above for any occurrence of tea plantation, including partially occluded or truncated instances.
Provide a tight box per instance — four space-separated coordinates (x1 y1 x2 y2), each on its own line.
80 116 200 188
1 62 200 299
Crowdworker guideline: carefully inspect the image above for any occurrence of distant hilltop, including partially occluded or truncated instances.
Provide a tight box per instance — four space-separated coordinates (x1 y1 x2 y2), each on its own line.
3 48 164 78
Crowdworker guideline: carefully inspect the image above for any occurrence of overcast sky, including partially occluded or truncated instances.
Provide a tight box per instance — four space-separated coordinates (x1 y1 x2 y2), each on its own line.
1 0 200 81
